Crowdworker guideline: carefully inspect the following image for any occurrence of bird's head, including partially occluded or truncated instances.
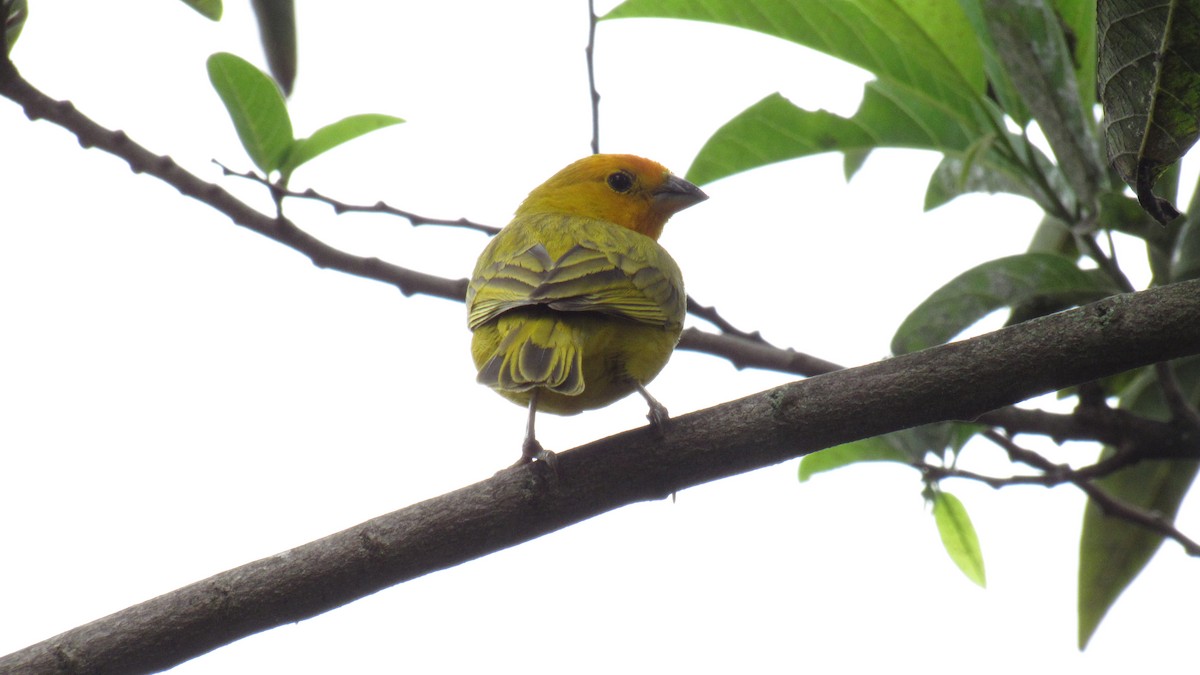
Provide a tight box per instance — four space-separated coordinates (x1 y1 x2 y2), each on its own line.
516 154 708 240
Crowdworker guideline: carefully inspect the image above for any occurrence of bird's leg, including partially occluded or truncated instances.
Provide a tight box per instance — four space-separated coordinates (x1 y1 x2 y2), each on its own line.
512 389 557 470
635 382 670 436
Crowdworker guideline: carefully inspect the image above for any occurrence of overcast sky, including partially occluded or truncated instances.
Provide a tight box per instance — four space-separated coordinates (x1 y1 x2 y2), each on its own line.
2 2 1197 673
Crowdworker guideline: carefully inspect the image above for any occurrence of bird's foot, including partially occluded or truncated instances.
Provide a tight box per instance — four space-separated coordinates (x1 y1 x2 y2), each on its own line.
646 400 670 437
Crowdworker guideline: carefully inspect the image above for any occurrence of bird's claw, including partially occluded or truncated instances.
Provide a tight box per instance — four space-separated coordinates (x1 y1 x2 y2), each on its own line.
646 401 670 437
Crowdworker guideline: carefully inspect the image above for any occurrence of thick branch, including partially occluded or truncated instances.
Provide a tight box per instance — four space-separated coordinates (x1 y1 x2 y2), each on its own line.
5 279 1200 674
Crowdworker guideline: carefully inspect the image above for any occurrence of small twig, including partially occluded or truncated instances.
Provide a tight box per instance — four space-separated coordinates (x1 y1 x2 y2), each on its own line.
216 162 501 235
980 430 1200 557
585 0 601 154
1075 227 1135 293
685 295 772 344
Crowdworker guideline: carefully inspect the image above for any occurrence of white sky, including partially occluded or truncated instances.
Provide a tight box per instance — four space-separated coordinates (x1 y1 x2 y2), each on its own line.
2 1 1197 673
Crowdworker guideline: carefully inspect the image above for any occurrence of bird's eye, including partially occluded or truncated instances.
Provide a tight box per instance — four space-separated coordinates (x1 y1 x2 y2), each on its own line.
606 170 634 193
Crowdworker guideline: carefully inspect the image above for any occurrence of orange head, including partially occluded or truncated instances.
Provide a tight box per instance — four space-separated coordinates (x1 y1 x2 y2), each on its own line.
515 154 708 240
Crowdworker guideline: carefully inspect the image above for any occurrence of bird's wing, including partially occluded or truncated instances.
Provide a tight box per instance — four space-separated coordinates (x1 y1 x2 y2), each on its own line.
467 219 683 331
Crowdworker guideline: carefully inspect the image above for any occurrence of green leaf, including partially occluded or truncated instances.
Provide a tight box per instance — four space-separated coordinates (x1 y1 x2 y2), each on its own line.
1052 0 1098 112
179 0 222 21
686 81 984 186
981 0 1104 213
280 114 404 181
799 422 981 481
1098 0 1200 223
923 135 1068 213
932 491 987 587
207 52 293 174
979 0 1099 212
251 0 297 95
3 0 27 53
799 436 909 482
955 0 1031 127
605 0 986 122
891 253 1118 355
1078 358 1200 648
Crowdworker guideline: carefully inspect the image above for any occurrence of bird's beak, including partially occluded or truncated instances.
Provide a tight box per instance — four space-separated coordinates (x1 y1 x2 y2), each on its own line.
653 174 708 214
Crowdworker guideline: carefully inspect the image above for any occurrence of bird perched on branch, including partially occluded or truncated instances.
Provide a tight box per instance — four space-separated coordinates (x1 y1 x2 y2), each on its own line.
467 154 707 465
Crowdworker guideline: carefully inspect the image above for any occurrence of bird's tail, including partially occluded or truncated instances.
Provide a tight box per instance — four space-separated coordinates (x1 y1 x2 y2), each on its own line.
476 315 585 396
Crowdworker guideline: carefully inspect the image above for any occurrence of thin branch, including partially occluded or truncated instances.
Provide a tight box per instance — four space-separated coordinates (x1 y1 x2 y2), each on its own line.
685 295 773 344
586 0 600 154
981 430 1200 557
1076 226 1136 293
678 328 841 377
217 162 502 235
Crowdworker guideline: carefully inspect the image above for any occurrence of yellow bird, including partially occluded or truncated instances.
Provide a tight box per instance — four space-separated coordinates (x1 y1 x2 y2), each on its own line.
467 154 707 464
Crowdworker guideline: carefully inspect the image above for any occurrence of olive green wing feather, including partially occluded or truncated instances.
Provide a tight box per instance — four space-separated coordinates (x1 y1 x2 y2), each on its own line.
467 218 684 331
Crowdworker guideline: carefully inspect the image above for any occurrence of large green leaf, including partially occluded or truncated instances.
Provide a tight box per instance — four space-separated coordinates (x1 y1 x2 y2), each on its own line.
251 0 297 96
605 0 989 126
686 80 987 186
981 0 1104 214
207 52 294 174
1078 358 1200 648
891 253 1118 355
178 0 222 20
280 114 404 181
1098 0 1200 223
933 491 987 587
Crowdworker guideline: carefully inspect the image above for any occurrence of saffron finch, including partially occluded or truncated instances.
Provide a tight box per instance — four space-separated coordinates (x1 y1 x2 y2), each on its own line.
467 154 707 464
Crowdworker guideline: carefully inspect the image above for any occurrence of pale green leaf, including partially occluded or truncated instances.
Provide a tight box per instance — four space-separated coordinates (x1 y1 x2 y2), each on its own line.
207 52 293 174
179 0 222 20
281 114 405 180
933 491 987 587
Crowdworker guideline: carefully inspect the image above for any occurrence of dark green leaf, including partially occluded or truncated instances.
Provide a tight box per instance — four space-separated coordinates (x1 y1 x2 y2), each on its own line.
3 0 27 52
178 0 222 20
982 0 1104 213
251 0 297 96
891 253 1118 354
923 136 1067 213
207 52 293 174
280 114 405 180
1098 0 1200 223
933 491 987 587
1078 357 1200 648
